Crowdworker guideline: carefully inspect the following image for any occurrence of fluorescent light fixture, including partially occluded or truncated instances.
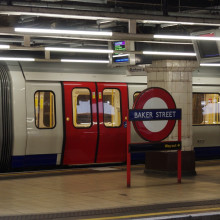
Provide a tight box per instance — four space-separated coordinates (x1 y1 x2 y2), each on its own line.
154 35 220 41
0 45 10 49
143 20 220 27
112 54 129 58
143 51 196 56
144 20 195 25
61 59 109 63
200 63 220 67
0 12 116 22
15 28 112 36
98 20 113 24
0 57 35 61
45 47 113 53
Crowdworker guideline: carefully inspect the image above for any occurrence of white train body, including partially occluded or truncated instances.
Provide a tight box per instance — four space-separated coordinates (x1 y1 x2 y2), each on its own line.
0 61 219 171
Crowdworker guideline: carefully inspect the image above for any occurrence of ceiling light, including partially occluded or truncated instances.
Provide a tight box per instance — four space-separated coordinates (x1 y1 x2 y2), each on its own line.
200 63 220 67
61 59 109 63
0 45 10 49
15 28 112 36
143 20 220 27
154 35 220 41
112 54 129 58
97 20 113 24
0 57 35 61
144 20 195 25
45 47 113 53
143 51 196 56
1 12 113 22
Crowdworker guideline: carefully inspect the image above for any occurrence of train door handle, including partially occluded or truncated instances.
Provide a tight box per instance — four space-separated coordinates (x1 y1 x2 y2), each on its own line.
66 117 70 121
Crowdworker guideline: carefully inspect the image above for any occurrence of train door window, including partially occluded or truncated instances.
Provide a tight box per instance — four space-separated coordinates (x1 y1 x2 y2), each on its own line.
72 88 92 128
193 93 220 125
103 89 121 127
133 92 141 103
35 91 56 129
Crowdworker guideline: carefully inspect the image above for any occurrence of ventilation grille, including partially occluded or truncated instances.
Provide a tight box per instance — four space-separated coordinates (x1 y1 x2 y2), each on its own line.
0 63 13 171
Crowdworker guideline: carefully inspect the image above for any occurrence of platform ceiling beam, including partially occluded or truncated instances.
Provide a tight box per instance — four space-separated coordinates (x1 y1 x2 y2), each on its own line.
1 5 220 25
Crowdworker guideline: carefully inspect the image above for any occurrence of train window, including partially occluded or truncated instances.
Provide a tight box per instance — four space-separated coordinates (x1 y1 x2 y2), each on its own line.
133 92 141 103
35 91 56 129
103 89 121 127
193 93 220 125
72 88 92 128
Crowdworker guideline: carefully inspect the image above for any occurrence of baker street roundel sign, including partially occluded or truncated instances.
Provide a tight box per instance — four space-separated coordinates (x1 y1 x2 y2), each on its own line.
132 87 176 142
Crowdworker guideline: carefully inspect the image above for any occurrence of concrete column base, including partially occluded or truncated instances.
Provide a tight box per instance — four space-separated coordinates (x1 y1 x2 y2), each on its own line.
145 151 196 176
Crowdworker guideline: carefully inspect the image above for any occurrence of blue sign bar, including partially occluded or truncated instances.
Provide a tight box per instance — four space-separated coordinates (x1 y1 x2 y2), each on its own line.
129 109 181 121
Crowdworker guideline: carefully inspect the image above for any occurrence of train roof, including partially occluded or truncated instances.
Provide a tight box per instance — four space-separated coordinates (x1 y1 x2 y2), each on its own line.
9 61 148 84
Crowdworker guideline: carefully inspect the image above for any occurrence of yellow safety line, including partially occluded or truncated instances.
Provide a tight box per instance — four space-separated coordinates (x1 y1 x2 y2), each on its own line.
82 207 220 220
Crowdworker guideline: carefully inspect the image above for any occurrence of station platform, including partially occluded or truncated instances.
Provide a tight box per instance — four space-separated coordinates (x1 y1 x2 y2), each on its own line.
0 160 220 219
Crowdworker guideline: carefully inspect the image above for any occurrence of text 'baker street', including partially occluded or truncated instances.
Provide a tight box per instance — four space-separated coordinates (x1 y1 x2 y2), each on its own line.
134 111 177 119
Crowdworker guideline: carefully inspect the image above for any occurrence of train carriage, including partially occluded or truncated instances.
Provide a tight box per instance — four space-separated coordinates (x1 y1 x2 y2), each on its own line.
0 61 220 171
0 61 147 171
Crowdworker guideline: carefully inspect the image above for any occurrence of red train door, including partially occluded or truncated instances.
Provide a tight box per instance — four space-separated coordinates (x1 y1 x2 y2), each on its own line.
96 83 128 163
62 82 98 164
62 82 128 165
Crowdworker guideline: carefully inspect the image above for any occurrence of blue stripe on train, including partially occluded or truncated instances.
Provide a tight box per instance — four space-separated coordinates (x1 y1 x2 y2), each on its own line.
10 146 220 168
194 146 220 160
11 154 57 168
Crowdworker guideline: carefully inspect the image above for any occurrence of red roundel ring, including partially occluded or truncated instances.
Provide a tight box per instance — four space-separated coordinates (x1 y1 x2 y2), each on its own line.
133 87 176 142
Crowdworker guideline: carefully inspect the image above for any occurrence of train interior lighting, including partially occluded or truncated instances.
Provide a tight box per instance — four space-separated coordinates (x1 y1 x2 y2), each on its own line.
193 93 220 125
35 91 56 129
72 88 92 128
103 89 121 127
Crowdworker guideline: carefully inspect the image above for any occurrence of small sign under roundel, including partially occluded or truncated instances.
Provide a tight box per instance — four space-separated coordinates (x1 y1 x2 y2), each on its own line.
131 87 181 142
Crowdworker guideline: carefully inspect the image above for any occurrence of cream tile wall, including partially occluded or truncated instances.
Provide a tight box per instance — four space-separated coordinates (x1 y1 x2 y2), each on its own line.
146 60 198 151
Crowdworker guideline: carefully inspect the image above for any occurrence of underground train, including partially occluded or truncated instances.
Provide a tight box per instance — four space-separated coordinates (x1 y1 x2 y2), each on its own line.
0 61 219 172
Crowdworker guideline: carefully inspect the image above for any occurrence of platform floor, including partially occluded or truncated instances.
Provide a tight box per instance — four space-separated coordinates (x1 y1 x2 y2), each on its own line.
0 160 220 219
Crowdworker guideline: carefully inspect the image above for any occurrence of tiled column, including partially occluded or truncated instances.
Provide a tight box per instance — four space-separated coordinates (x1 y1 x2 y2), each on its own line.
145 60 198 175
